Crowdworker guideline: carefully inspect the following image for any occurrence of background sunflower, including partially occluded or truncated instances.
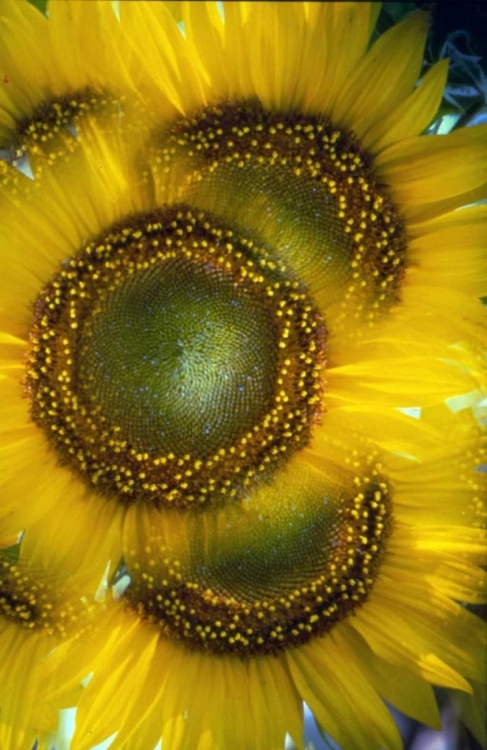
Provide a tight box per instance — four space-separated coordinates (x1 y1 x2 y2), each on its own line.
304 3 487 747
307 3 487 745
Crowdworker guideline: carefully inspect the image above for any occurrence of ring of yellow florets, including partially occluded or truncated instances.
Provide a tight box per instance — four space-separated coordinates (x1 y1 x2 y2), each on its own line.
10 87 123 173
26 207 326 509
0 554 87 637
151 100 407 320
124 473 391 656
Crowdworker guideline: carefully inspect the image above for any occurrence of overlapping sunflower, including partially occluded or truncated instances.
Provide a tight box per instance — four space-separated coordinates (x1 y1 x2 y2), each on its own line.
0 2 486 749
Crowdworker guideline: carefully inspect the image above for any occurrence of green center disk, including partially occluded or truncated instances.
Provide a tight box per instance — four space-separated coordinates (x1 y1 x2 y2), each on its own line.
78 256 279 457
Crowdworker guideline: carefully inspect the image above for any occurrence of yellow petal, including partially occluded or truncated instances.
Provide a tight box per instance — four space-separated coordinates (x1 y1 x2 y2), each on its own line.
287 636 402 750
331 11 429 138
337 622 442 729
364 59 449 153
375 125 487 219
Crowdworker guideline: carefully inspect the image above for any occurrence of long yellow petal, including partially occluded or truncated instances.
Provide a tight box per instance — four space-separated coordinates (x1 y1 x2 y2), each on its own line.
331 11 429 138
364 59 449 153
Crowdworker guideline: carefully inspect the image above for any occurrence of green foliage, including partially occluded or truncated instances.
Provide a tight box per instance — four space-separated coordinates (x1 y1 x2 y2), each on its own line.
26 0 48 14
373 3 419 40
375 2 487 129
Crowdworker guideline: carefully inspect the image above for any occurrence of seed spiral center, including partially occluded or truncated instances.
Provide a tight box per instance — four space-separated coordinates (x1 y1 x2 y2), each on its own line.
79 256 279 458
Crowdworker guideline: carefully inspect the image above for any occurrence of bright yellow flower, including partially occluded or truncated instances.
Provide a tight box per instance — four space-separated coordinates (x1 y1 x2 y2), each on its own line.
0 0 146 176
0 2 486 750
0 532 105 749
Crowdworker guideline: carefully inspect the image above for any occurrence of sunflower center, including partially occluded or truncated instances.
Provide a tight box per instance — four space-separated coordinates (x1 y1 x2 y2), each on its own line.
26 207 326 508
0 555 80 636
124 451 392 656
11 86 120 168
78 255 278 457
150 100 407 322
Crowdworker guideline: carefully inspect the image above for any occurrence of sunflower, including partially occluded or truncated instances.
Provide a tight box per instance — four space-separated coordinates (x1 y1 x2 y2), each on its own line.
0 0 154 176
0 2 486 750
0 528 106 750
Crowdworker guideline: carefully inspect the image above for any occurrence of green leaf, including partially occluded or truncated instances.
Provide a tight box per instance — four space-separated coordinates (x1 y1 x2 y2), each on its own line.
26 0 48 14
